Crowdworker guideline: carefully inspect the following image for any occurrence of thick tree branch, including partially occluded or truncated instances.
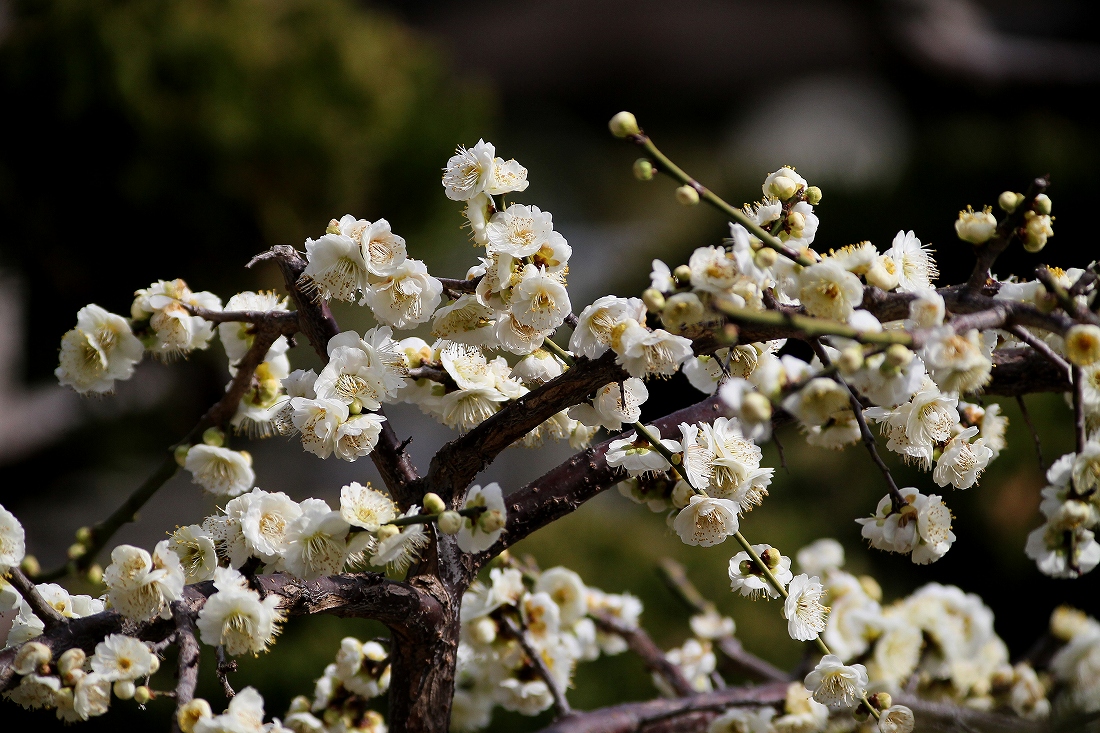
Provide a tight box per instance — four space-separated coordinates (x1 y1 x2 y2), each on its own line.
170 603 201 733
592 613 695 698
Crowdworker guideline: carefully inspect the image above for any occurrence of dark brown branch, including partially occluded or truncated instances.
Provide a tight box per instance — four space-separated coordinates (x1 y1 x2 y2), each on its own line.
216 646 237 698
1074 365 1087 454
657 559 787 683
183 306 300 331
170 603 201 733
499 616 572 718
1016 395 1045 472
1009 325 1071 377
4 568 66 630
591 613 695 698
437 276 481 294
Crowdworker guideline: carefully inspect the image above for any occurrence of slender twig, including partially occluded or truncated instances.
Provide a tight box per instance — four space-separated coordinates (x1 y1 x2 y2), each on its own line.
1009 325 1072 377
541 337 577 367
170 603 201 733
565 312 579 329
812 342 906 512
4 568 66 629
383 506 485 528
591 612 695 697
499 616 571 718
714 300 913 347
183 306 300 330
628 133 814 267
1016 395 1045 472
216 646 236 699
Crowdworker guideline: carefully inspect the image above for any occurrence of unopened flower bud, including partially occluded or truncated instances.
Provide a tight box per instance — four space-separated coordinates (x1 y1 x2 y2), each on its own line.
86 564 102 586
859 575 883 602
675 185 700 206
663 293 705 328
871 692 892 711
377 524 400 541
754 247 778 269
760 547 782 570
998 191 1023 213
1022 211 1053 252
786 211 807 236
805 186 822 205
479 509 505 533
134 685 152 704
767 174 799 201
74 526 92 545
422 492 446 515
13 641 52 676
201 426 225 447
1066 325 1100 366
148 654 160 675
238 450 252 466
741 392 773 424
58 648 85 677
955 207 998 244
673 265 693 284
1052 500 1093 531
472 617 497 645
325 219 342 235
67 542 87 560
348 398 363 416
1051 605 1092 640
642 288 666 313
288 696 311 715
739 559 756 576
837 346 864 374
113 679 135 700
63 668 85 686
178 698 213 733
54 687 74 708
438 511 462 535
633 158 654 181
608 111 640 138
20 554 41 577
1034 193 1052 215
884 344 914 368
671 480 694 509
174 444 191 467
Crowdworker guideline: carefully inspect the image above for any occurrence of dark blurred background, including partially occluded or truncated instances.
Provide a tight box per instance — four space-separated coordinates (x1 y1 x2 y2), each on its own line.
2 0 1100 729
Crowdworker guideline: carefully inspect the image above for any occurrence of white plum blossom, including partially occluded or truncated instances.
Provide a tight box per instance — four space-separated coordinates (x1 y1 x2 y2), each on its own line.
570 296 647 360
55 304 144 394
690 610 736 640
888 230 938 292
673 495 740 547
612 319 694 379
804 655 868 708
291 397 349 459
167 524 218 584
131 278 221 358
684 418 773 512
371 507 430 572
688 246 738 293
456 483 507 553
510 350 565 385
728 544 793 599
334 413 387 462
362 259 442 329
511 265 571 330
301 220 371 302
184 444 255 497
103 541 185 621
782 377 851 428
797 260 863 321
90 634 157 681
906 289 945 329
239 490 301 565
865 379 959 469
194 686 267 733
606 427 681 477
933 426 993 489
444 140 527 200
0 503 26 574
783 574 828 641
340 482 395 531
857 488 955 564
650 259 675 293
360 218 408 276
569 378 648 431
196 568 283 656
922 327 994 395
796 539 845 578
283 499 350 580
433 295 495 346
486 204 557 258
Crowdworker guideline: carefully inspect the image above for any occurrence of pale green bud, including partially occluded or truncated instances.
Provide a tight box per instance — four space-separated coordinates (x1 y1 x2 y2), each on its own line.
325 219 342 235
837 346 864 374
754 247 778 269
633 158 654 181
805 186 822 205
884 344 914 368
642 288 666 313
174 444 191 467
113 680 136 700
67 542 86 560
201 427 225 447
1023 211 1053 252
438 511 462 535
741 392 773 424
377 524 400 541
1034 193 1052 215
871 692 892 711
75 526 92 545
20 554 41 577
1066 325 1100 366
760 547 782 570
608 111 640 138
738 559 755 576
422 492 446 515
673 264 693 283
134 685 152 705
675 185 700 206
998 190 1023 213
348 399 363 416
479 509 505 533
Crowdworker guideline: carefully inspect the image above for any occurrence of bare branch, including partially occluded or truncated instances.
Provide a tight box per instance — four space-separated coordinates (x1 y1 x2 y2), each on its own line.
438 276 481 295
4 568 66 630
1008 325 1072 377
216 646 237 698
1074 365 1087 454
1016 395 1045 472
591 612 695 698
170 602 201 733
182 306 300 331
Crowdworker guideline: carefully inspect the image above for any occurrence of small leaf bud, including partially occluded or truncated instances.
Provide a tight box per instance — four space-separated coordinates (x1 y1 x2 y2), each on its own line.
805 186 822 205
1065 324 1100 366
608 111 640 138
754 247 778 269
58 648 86 677
760 547 782 570
134 685 152 705
837 346 864 375
377 524 400 541
998 191 1023 212
13 641 52 676
438 511 462 535
201 427 225 447
479 509 505 533
632 158 654 181
741 392 773 424
642 288 666 313
675 185 700 206
422 492 446 515
112 677 135 699
75 526 92 545
1034 193 1052 215
174 444 191 467
20 554 41 577
67 542 87 560
178 698 213 733
673 264 693 284
884 344 914 368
